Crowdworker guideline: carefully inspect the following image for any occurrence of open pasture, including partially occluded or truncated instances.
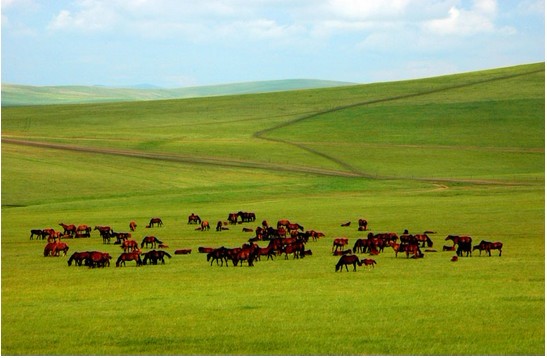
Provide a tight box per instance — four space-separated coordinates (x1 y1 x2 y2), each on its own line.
1 63 544 355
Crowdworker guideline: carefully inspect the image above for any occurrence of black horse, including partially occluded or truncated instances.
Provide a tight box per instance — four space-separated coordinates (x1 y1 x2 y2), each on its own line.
335 254 362 272
141 250 171 265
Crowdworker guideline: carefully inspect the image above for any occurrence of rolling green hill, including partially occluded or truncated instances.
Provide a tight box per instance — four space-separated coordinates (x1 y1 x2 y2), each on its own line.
1 79 356 106
1 62 544 355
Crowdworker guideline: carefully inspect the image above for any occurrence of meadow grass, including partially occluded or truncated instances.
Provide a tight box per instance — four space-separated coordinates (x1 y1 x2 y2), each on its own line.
1 63 544 355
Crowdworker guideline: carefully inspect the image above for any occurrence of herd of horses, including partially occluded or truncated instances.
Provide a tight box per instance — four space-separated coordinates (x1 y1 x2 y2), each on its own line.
32 214 503 271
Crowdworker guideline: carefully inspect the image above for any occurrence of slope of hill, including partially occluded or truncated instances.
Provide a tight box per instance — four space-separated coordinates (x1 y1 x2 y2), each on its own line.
1 79 356 106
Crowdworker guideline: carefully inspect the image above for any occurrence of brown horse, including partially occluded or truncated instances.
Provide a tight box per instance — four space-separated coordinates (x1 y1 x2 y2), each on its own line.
446 235 473 257
85 251 112 268
227 213 239 224
174 249 192 255
68 251 91 266
474 240 503 256
361 258 377 269
129 221 137 231
335 255 362 272
116 251 142 267
332 238 349 252
148 217 163 228
59 223 76 236
358 218 368 231
121 239 139 252
200 221 210 231
188 213 201 224
44 241 69 257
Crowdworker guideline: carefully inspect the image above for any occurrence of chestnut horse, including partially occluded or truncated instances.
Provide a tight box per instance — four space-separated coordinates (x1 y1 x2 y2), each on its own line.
85 251 112 268
116 251 142 267
129 221 137 231
68 251 90 266
140 236 162 249
332 238 349 252
121 239 139 252
361 258 377 269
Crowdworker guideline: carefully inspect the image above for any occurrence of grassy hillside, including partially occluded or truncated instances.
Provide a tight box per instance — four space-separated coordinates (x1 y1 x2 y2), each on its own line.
1 79 355 106
1 63 544 355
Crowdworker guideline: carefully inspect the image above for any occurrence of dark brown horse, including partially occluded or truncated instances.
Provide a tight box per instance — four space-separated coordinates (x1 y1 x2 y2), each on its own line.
446 235 473 257
30 229 45 240
140 236 162 249
148 217 163 228
141 250 171 265
227 213 239 224
474 240 503 256
188 213 201 224
59 223 76 236
68 251 90 266
335 255 362 272
358 218 368 231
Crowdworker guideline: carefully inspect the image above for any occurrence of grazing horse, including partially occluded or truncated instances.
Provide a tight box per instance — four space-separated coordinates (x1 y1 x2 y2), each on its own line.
121 239 139 252
148 217 163 228
141 250 171 265
256 246 276 261
85 251 112 268
200 221 210 231
129 221 137 231
140 236 162 249
332 238 349 252
116 251 142 267
414 233 433 247
335 255 362 272
446 235 473 257
44 241 69 257
238 211 256 222
68 251 90 266
361 258 377 269
353 238 368 253
188 213 201 224
231 248 256 267
227 213 239 224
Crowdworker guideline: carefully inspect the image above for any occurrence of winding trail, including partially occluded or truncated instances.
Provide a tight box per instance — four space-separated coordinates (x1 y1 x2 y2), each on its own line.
3 67 542 186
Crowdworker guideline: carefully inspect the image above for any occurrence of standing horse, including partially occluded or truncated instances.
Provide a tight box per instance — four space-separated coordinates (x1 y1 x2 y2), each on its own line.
188 213 201 224
129 221 137 231
474 240 503 256
140 236 162 249
141 250 172 265
335 255 362 272
116 251 142 267
358 218 368 231
148 217 163 228
59 223 76 237
332 238 349 252
85 251 112 268
68 252 91 266
121 239 139 252
361 258 377 269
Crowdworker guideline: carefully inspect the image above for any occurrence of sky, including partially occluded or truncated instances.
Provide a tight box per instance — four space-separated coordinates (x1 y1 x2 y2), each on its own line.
1 0 545 88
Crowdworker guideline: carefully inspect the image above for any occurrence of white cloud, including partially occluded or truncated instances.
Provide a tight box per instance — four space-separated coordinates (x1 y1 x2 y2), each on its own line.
422 0 502 36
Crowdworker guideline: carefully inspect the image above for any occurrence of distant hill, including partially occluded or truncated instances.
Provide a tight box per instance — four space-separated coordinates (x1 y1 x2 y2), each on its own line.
1 79 356 107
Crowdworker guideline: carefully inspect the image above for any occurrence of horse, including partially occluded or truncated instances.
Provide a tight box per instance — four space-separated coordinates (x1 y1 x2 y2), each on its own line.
404 244 423 258
207 247 229 266
414 233 433 247
352 238 369 253
44 241 69 257
333 249 352 256
474 240 503 256
335 255 362 272
188 213 201 224
76 224 91 236
306 230 324 242
340 221 351 227
174 249 192 255
227 213 239 224
148 217 163 228
231 248 256 267
443 245 456 251
446 235 473 257
121 239 139 252
361 258 377 269
389 242 406 258
276 219 291 228
129 221 137 231
141 250 171 265
68 251 90 266
59 223 76 236
238 211 255 222
358 218 368 231
116 251 142 267
256 246 276 261
332 238 349 252
200 221 210 231
85 251 112 268
198 246 215 254
30 229 45 240
140 236 162 249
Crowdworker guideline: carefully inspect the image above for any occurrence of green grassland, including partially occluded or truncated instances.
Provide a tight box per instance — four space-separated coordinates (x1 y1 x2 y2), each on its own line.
1 63 544 355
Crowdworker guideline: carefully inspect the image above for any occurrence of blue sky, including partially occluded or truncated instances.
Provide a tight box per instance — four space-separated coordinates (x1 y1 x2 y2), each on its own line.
1 0 545 87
